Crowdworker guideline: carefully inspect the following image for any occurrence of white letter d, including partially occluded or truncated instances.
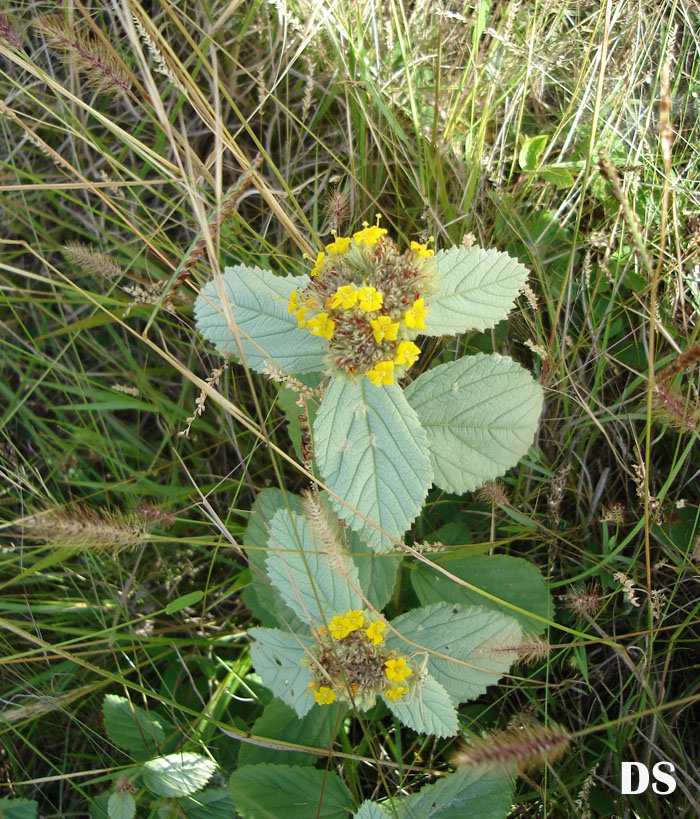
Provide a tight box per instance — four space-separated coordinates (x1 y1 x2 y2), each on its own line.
621 762 649 794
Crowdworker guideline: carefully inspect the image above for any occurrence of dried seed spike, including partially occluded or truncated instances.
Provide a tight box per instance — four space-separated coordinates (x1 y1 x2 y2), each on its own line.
34 15 131 94
656 345 700 384
20 505 154 555
451 720 570 774
301 490 350 580
323 185 351 235
62 241 124 282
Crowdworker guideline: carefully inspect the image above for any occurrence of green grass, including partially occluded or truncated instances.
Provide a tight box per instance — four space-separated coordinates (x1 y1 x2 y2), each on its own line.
1 1 699 816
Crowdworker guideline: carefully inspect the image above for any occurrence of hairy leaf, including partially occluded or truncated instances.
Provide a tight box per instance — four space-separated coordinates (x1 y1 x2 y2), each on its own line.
425 247 529 335
387 603 522 705
385 673 458 738
265 508 363 625
404 354 542 494
314 377 433 552
194 266 326 374
248 627 315 717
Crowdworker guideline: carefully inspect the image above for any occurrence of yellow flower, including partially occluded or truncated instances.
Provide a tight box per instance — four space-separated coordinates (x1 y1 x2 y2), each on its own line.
385 685 409 702
370 315 400 343
365 620 386 646
325 236 351 254
357 286 383 312
294 307 307 327
394 340 421 367
306 312 335 339
403 298 428 330
385 657 412 682
314 686 337 705
328 614 351 640
366 360 394 386
353 224 388 245
310 251 325 277
288 291 299 314
329 284 359 309
344 609 365 633
410 240 434 258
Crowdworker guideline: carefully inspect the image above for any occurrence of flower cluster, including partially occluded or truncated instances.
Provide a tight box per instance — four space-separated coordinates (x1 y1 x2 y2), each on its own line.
305 609 414 708
288 221 435 385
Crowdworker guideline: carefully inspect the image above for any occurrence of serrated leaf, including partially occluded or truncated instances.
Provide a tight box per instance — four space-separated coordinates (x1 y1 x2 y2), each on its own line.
194 266 326 374
177 787 236 819
314 377 433 552
411 552 553 634
239 697 344 767
404 354 542 494
165 590 203 614
349 529 400 610
248 627 315 717
385 673 458 737
107 792 135 819
0 798 38 819
387 603 522 706
395 767 513 818
519 134 548 170
425 247 529 335
142 753 216 798
102 694 166 755
354 801 389 818
229 763 353 819
265 508 363 625
243 489 304 629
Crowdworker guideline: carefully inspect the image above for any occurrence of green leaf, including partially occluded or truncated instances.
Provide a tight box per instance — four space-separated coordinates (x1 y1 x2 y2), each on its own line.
142 753 216 798
194 266 326 374
177 788 237 819
539 166 574 188
519 134 548 170
265 508 363 625
314 377 433 552
354 802 388 819
107 792 135 819
243 489 304 629
385 673 458 737
229 764 354 819
238 697 344 767
387 603 522 705
395 767 513 818
404 354 542 494
349 529 401 610
0 798 38 819
165 590 203 614
248 627 315 717
102 694 166 755
410 553 552 634
425 247 529 335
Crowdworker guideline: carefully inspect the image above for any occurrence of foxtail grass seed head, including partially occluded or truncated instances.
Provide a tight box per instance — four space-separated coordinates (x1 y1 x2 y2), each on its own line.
289 218 436 385
452 721 570 774
34 16 131 94
304 609 415 710
21 505 156 554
